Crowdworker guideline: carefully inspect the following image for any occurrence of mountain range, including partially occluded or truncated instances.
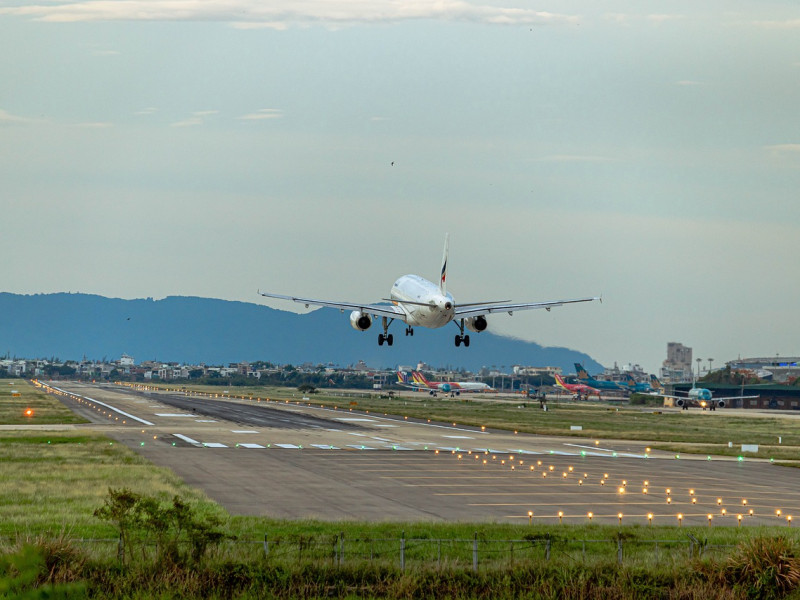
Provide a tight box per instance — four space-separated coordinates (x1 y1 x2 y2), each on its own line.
0 293 603 373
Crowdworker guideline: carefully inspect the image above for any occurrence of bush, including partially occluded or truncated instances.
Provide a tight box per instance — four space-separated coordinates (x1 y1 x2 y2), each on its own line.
726 536 800 599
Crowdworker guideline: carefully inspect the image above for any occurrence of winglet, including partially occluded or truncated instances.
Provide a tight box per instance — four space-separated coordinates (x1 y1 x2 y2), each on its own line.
440 233 449 295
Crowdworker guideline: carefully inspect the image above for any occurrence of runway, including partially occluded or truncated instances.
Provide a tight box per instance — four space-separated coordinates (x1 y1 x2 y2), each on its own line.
43 381 800 527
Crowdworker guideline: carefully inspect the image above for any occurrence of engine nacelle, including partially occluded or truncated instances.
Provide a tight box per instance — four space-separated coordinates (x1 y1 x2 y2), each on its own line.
349 311 372 331
465 315 488 333
716 399 725 409
675 398 686 408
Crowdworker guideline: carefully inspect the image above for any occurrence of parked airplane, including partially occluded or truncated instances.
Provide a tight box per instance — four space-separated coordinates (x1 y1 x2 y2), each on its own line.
649 374 666 395
396 371 424 390
411 371 493 395
259 235 599 347
574 363 627 391
659 384 758 410
622 373 653 393
553 374 599 397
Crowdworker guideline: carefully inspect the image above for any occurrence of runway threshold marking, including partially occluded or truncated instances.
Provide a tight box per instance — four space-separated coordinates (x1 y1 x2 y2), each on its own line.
173 434 202 446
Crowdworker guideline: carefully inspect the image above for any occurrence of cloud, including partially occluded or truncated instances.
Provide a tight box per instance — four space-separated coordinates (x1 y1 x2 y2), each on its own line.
764 143 800 155
238 108 283 120
754 18 800 29
170 110 218 127
534 154 617 163
0 1 579 28
69 121 113 128
0 108 35 125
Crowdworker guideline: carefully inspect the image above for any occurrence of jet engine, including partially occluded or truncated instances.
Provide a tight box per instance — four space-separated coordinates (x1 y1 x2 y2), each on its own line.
674 398 686 408
716 399 726 409
349 311 372 331
465 315 488 333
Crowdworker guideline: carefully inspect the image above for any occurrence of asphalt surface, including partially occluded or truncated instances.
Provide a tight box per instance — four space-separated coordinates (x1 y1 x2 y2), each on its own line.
41 381 800 526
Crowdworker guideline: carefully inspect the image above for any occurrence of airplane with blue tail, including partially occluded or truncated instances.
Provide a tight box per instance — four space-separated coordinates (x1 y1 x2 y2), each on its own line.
574 363 627 391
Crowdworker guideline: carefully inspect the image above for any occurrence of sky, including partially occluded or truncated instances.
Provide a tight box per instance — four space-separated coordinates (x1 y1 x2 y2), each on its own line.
1 0 799 374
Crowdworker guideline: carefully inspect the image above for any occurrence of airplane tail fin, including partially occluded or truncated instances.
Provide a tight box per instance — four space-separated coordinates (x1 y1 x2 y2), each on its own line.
574 363 589 380
440 233 449 295
397 371 409 384
554 374 567 389
413 371 431 386
650 374 664 390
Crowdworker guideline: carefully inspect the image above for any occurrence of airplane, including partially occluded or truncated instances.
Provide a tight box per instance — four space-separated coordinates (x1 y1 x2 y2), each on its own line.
396 371 425 391
622 373 653 393
573 363 627 391
259 234 600 347
553 374 599 397
658 384 758 410
649 374 666 395
411 371 493 395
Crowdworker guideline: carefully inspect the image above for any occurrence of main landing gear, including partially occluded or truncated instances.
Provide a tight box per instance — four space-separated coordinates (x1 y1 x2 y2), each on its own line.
454 319 470 347
378 316 394 346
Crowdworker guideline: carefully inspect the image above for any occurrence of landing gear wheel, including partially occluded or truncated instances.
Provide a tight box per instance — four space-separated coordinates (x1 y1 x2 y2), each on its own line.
405 326 414 337
463 335 470 347
387 334 394 346
455 335 462 347
378 334 385 346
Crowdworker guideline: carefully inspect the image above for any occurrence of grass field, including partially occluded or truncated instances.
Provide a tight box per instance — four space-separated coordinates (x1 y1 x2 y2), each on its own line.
0 379 88 425
0 380 224 538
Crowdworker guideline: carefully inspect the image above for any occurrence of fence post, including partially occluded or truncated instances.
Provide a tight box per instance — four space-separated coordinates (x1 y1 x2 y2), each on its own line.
263 533 269 558
546 538 551 561
400 531 405 571
473 532 478 572
617 539 623 565
339 532 344 567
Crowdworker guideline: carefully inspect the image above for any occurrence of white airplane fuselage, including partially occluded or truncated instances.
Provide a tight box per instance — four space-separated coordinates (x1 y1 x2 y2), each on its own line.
390 274 455 328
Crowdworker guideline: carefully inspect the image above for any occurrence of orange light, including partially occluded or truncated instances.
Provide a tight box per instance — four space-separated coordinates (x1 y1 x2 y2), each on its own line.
24 408 33 417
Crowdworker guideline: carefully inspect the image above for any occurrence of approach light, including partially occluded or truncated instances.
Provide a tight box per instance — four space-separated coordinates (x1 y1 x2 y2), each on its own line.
24 408 33 417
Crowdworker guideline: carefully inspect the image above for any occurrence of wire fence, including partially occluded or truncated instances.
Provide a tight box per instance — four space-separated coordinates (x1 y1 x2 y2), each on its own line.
34 534 737 570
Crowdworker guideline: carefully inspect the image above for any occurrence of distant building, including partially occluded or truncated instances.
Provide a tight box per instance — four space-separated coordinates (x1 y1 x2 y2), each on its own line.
512 365 562 377
661 342 693 382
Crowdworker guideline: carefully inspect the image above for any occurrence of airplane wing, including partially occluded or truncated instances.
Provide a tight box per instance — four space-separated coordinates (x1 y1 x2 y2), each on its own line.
259 291 407 321
454 296 600 319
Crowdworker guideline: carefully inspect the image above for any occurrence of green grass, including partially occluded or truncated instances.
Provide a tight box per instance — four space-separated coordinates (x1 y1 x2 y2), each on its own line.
0 430 225 538
0 379 88 425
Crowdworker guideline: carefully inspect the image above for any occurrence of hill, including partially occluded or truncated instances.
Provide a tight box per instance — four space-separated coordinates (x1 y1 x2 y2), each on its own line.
0 293 603 372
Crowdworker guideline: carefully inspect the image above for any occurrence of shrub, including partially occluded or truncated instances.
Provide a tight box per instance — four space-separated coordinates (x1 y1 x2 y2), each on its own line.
726 536 800 599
